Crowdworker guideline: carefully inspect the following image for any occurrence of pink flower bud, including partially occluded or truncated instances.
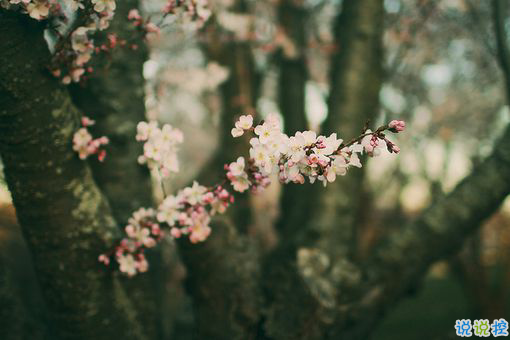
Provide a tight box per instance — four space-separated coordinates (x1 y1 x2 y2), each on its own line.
98 254 110 265
388 120 406 133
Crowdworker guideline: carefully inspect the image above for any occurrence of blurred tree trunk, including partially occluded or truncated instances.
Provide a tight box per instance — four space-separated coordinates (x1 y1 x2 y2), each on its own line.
199 10 260 232
276 0 311 238
263 2 384 338
175 2 263 339
308 0 383 258
177 219 261 340
0 10 146 339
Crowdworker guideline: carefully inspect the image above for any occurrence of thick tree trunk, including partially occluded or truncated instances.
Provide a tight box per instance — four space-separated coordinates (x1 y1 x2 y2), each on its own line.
0 11 145 339
199 39 259 232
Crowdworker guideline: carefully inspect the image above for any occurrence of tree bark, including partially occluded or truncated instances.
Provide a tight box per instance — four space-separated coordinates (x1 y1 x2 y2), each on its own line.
175 38 262 340
0 11 145 339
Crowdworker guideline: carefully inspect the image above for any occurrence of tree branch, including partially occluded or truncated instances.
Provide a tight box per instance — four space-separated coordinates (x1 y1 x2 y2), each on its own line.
330 121 510 339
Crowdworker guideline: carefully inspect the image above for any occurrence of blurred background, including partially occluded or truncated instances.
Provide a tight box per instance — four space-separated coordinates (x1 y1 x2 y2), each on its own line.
2 0 510 338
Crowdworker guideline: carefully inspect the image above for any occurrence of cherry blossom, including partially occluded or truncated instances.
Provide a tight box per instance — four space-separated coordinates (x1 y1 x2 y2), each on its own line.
388 120 406 132
101 115 405 276
26 0 49 20
136 121 183 177
91 0 115 13
72 116 109 161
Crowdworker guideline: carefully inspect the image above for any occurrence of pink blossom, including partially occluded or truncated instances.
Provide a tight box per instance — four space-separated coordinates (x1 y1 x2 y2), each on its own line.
104 118 405 276
388 120 406 133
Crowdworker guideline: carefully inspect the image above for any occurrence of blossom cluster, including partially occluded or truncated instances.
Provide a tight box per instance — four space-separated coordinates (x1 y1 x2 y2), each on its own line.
228 114 405 189
101 116 405 276
72 116 109 161
99 207 161 276
136 121 184 177
4 0 53 20
4 0 214 84
54 0 117 84
101 183 234 276
126 0 212 39
3 0 118 84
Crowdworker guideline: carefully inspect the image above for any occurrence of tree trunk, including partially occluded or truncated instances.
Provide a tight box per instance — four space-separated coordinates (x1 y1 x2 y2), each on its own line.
309 0 384 258
276 0 312 239
0 11 145 339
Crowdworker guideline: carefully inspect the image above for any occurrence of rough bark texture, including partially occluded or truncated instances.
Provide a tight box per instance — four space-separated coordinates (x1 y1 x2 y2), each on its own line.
0 11 145 339
69 0 152 225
